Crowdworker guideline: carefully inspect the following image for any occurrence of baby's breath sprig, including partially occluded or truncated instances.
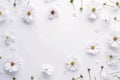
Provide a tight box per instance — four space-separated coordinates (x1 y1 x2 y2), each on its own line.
70 0 76 11
88 68 92 80
71 74 84 80
114 16 120 22
80 0 83 11
13 77 16 80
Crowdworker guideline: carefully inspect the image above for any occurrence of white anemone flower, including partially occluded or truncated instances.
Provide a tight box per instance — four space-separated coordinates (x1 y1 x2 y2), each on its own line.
0 5 8 22
41 64 55 76
108 31 120 48
4 55 22 74
22 5 35 23
48 8 58 20
86 41 100 55
87 1 101 21
65 55 80 72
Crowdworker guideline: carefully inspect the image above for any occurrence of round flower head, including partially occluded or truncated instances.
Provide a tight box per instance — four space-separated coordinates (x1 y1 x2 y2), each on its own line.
22 5 35 23
4 55 22 74
87 1 101 21
86 41 100 55
65 55 80 72
108 31 120 48
0 5 8 22
41 64 55 76
48 8 58 20
105 50 119 68
113 0 120 9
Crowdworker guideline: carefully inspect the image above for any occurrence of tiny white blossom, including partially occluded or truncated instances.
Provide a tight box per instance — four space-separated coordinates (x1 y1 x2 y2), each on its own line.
48 8 58 20
41 64 55 76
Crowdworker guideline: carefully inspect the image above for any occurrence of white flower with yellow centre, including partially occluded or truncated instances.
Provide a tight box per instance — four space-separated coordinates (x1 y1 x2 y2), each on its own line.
22 5 35 23
65 55 80 71
108 31 120 48
4 55 22 74
41 64 55 76
87 1 101 21
48 8 58 20
112 0 120 9
0 5 8 22
86 41 100 55
105 51 119 67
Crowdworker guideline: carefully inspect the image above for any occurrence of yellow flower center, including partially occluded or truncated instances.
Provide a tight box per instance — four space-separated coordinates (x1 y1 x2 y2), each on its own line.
91 7 96 12
10 62 15 66
71 61 75 66
113 36 118 41
0 11 2 16
27 11 31 16
91 45 95 50
116 2 119 6
109 55 113 59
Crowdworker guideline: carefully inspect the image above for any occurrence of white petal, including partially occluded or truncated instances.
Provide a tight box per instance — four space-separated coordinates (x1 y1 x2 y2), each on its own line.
4 63 11 70
111 41 120 48
88 12 97 20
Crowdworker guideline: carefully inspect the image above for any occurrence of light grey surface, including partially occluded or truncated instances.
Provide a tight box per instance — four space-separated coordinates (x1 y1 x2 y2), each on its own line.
0 0 120 80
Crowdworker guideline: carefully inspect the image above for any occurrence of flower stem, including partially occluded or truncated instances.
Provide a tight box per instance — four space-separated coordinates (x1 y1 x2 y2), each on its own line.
88 68 92 80
103 3 114 7
100 66 104 78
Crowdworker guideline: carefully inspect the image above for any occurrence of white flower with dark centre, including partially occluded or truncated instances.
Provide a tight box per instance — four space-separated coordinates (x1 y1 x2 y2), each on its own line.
4 55 22 74
41 64 55 76
108 31 120 48
112 0 120 9
105 51 118 67
86 41 100 55
65 55 80 72
48 8 58 20
87 1 101 21
22 6 35 23
0 5 8 22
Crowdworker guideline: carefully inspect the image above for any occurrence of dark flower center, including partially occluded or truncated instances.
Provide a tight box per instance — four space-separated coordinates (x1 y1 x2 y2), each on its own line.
91 45 95 50
51 10 55 15
116 2 119 6
91 7 96 12
10 62 15 66
71 61 75 66
27 11 31 16
113 36 118 41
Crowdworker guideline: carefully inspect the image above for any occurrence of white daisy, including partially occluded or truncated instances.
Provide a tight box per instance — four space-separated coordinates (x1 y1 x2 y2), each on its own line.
65 55 80 72
86 41 100 55
48 8 58 20
87 1 101 21
22 5 35 23
41 64 55 76
0 5 8 22
4 55 22 74
112 0 120 9
108 31 120 48
105 51 118 67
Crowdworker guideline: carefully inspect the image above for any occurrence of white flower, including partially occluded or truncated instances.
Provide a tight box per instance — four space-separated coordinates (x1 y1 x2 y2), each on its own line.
65 55 80 71
4 55 22 74
41 64 55 76
0 5 8 22
22 5 35 23
105 50 118 67
2 31 15 50
101 71 111 80
108 31 120 48
112 0 120 9
48 8 58 20
86 41 100 55
87 1 101 21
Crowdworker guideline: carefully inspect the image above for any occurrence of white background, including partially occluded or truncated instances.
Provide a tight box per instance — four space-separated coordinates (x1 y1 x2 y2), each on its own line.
0 0 120 80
